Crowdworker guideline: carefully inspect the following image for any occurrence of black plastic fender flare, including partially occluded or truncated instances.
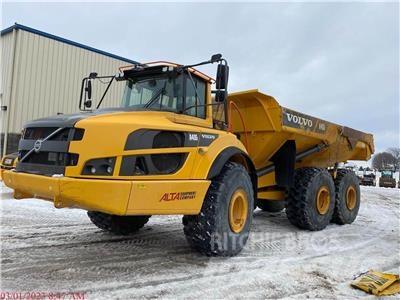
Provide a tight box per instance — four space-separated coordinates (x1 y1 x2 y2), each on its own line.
207 146 257 195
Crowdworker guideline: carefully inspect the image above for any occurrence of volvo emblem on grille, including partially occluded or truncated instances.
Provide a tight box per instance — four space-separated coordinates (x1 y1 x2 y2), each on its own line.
20 127 64 163
33 139 43 153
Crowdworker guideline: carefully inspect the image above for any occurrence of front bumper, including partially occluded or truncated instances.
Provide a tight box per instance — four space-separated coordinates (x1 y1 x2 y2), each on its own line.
2 171 210 215
0 166 14 180
379 181 396 188
361 180 374 186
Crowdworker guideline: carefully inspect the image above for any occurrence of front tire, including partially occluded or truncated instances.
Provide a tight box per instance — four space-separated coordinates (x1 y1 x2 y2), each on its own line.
285 168 335 231
182 162 254 256
87 211 150 235
332 169 360 225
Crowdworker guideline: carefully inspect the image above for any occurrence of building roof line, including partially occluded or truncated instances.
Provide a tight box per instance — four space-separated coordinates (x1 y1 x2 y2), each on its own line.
1 23 138 64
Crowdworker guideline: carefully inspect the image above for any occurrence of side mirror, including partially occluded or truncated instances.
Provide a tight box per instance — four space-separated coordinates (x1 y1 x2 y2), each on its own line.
214 90 226 103
216 64 229 90
86 80 92 100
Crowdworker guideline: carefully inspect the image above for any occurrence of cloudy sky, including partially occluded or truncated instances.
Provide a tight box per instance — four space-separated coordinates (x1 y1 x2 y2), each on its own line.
2 1 399 152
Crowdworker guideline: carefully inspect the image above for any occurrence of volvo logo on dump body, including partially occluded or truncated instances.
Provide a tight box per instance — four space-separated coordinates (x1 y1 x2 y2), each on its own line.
286 113 313 128
33 139 43 153
282 108 327 134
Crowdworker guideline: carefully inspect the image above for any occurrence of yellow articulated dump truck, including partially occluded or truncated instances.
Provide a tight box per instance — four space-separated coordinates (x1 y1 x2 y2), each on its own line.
2 54 374 256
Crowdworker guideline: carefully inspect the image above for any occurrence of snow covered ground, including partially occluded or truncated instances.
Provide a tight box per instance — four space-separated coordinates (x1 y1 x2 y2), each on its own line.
0 182 399 299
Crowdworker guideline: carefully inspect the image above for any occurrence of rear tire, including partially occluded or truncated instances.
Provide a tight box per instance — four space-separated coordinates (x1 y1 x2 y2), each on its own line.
285 168 335 231
257 200 285 212
332 169 360 225
182 162 254 256
87 211 150 235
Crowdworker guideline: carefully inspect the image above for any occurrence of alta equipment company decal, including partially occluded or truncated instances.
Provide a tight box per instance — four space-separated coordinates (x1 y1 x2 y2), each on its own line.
282 108 327 134
160 191 197 202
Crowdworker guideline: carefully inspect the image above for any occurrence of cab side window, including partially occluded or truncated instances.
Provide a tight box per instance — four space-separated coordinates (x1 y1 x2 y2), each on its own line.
185 76 206 119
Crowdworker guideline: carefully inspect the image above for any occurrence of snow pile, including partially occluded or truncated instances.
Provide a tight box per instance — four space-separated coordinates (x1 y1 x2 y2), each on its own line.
1 183 399 299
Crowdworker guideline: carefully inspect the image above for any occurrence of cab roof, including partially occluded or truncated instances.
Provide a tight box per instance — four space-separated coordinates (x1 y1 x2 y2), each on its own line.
118 61 214 83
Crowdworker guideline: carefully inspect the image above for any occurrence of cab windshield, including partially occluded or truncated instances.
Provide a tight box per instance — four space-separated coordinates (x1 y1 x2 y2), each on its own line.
381 170 393 177
121 74 206 118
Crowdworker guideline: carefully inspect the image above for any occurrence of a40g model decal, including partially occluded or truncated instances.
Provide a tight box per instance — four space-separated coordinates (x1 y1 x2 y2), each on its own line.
282 108 327 134
186 132 219 147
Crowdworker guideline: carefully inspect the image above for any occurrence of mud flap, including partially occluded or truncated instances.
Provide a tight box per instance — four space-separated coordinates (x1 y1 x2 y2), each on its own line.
351 270 400 296
271 140 295 188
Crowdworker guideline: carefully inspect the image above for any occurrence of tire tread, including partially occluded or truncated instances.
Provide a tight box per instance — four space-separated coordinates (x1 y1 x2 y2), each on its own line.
87 211 150 235
285 167 334 231
183 162 253 256
332 169 360 224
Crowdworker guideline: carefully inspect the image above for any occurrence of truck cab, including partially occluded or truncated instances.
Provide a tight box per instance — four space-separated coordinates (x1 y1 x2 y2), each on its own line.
5 55 245 212
379 170 396 188
360 168 376 186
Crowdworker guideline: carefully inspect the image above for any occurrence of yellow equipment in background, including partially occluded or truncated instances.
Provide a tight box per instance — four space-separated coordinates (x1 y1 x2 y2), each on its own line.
0 152 18 180
2 54 374 256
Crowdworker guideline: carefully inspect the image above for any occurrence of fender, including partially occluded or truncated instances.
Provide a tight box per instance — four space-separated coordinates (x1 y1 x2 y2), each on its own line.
207 146 257 195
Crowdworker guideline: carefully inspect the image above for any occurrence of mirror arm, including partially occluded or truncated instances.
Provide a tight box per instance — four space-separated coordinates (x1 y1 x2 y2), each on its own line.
180 61 213 70
178 55 225 72
78 74 115 111
96 76 115 109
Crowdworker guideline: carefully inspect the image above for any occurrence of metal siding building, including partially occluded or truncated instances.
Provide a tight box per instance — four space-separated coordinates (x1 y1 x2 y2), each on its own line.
1 24 137 156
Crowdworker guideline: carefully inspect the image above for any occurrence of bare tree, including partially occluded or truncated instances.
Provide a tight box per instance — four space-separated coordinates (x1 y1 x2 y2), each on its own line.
371 152 397 171
387 147 400 171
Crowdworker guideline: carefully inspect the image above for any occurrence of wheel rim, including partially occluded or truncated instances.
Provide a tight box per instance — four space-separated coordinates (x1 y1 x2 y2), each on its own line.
346 186 357 210
229 189 248 233
316 186 330 215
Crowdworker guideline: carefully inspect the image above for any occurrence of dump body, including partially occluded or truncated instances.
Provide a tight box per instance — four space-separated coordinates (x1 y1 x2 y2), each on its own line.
228 90 374 193
228 90 374 167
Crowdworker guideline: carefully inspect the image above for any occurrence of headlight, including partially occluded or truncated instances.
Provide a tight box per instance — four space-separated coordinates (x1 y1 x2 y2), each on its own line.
82 157 116 176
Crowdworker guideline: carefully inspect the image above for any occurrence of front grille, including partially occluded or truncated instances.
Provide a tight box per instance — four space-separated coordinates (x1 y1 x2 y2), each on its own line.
24 127 59 140
23 127 84 141
19 151 79 166
17 127 84 176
